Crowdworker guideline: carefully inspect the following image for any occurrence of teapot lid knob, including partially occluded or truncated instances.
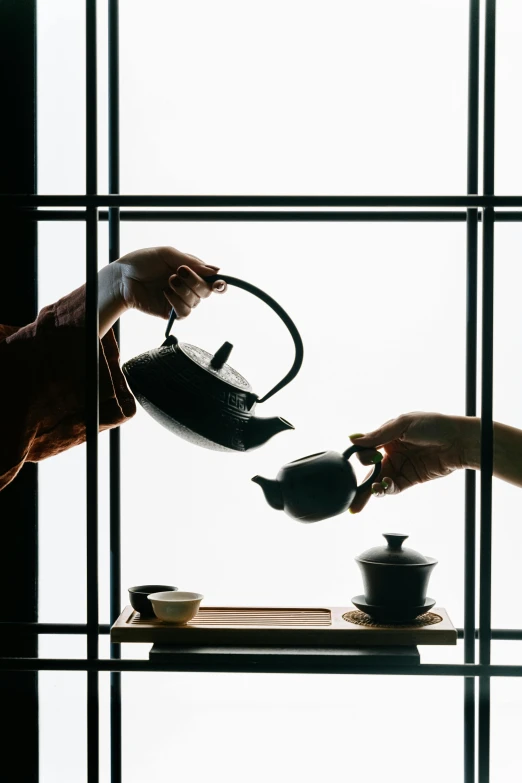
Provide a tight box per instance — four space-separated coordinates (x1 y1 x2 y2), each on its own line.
210 341 233 370
383 533 409 551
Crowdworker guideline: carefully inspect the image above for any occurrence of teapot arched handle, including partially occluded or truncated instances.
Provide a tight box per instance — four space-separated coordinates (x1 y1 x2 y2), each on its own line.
342 445 382 493
165 274 304 404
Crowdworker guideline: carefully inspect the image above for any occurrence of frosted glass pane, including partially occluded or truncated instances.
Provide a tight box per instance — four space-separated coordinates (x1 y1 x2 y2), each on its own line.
38 223 87 622
496 0 522 194
491 678 522 781
120 0 468 195
37 223 112 624
492 641 522 666
122 674 462 783
39 663 87 783
37 0 85 193
39 656 111 783
37 0 110 193
118 221 467 623
491 225 522 630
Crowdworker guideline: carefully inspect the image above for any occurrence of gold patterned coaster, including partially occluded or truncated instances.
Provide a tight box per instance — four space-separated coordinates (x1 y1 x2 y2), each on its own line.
342 610 443 629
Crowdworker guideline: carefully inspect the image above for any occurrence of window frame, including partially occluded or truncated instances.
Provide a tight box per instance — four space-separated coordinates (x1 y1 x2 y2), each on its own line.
1 2 522 782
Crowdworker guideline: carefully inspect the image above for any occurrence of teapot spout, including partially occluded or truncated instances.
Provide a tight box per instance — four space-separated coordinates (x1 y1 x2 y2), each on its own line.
246 416 294 450
251 475 284 511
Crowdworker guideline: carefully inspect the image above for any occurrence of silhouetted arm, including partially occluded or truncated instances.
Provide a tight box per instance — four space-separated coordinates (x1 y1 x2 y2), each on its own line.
458 416 522 488
0 284 135 491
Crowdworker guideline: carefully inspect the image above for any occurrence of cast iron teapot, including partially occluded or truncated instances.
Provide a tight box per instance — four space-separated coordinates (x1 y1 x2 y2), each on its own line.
122 274 303 452
251 445 381 522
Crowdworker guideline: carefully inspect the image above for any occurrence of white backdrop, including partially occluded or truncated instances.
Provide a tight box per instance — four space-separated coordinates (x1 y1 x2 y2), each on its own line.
36 1 522 781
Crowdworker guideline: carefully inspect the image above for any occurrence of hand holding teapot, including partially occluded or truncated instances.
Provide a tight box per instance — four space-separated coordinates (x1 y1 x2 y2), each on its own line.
123 273 304 452
98 246 226 338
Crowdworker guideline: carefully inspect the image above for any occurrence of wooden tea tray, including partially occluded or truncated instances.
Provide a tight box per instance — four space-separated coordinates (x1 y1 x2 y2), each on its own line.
111 605 457 647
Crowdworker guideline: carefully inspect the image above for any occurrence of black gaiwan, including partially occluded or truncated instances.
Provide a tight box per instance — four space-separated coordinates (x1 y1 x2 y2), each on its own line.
352 534 437 623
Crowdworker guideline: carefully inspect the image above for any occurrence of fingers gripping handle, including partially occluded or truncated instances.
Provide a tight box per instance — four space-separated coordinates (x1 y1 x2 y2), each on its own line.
165 274 247 336
342 444 382 493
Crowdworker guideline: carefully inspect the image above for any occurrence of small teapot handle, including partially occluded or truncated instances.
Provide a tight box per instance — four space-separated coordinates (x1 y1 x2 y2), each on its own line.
165 274 304 404
342 445 382 493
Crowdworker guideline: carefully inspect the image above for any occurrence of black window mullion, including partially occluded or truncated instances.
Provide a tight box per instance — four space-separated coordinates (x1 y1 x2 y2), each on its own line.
479 1 497 781
1 657 522 677
86 0 99 781
24 207 522 222
4 193 522 207
108 1 122 782
0 2 38 779
464 1 480 781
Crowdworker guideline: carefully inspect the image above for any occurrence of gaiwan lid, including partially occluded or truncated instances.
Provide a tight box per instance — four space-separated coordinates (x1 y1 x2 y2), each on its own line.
356 533 431 565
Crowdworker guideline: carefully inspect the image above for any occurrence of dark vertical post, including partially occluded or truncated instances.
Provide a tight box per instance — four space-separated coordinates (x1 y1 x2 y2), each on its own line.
0 3 38 779
464 2 480 781
479 205 494 783
479 1 496 781
86 1 100 782
108 2 122 781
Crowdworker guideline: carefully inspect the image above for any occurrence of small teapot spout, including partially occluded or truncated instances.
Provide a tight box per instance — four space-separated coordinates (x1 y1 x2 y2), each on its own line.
246 416 294 450
251 475 284 511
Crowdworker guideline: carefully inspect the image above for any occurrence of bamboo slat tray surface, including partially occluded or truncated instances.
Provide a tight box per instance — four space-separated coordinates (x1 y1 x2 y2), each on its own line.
111 605 457 647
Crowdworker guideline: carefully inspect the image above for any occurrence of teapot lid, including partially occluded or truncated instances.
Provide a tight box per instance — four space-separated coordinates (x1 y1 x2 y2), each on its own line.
179 341 252 392
356 534 429 565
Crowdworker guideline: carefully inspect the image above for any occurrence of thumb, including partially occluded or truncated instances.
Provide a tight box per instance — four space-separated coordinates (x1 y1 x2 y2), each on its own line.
349 416 409 449
349 486 372 515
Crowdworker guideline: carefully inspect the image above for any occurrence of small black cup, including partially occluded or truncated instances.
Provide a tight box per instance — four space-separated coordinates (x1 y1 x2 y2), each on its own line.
128 585 178 618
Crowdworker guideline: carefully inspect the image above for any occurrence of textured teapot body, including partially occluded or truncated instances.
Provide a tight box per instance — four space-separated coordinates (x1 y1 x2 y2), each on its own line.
123 338 292 452
252 446 381 522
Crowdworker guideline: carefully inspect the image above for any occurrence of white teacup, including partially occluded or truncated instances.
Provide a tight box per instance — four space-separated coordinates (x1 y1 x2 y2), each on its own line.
147 591 203 625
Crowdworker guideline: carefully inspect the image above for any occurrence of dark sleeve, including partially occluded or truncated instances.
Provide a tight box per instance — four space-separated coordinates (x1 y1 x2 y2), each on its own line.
0 284 136 491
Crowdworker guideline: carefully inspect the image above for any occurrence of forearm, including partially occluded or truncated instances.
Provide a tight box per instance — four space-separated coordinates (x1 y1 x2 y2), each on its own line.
458 416 522 487
0 284 135 490
98 264 127 337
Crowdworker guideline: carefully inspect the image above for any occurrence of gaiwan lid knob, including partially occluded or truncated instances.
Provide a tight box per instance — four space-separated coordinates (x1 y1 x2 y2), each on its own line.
356 533 430 565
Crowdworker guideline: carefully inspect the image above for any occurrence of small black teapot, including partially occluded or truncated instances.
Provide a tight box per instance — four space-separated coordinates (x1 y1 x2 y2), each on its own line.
251 445 381 522
122 275 303 452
